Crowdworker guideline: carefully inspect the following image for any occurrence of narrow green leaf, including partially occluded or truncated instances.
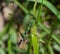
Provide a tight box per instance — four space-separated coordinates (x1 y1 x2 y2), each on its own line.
33 0 37 15
53 43 60 52
52 35 60 44
8 39 12 54
37 0 43 22
31 34 39 54
38 22 60 44
28 0 60 19
48 44 54 54
39 44 45 54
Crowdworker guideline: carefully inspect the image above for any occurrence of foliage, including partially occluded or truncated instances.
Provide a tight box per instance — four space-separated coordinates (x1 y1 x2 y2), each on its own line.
0 0 60 54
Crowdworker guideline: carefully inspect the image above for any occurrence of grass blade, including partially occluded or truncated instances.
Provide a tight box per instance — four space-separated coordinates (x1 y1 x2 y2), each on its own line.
38 22 60 44
31 34 39 54
28 0 60 19
48 44 54 54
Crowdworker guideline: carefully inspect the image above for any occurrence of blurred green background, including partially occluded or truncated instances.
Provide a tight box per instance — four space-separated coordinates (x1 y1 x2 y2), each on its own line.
0 0 60 54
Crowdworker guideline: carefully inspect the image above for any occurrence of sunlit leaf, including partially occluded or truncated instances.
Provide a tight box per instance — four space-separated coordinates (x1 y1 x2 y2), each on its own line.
31 34 39 54
53 43 60 52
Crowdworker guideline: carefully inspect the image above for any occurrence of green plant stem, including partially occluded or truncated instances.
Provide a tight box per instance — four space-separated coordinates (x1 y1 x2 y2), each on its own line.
8 39 12 54
33 0 37 16
48 44 54 54
28 0 60 20
47 18 58 44
37 0 43 22
27 37 32 54
38 22 60 44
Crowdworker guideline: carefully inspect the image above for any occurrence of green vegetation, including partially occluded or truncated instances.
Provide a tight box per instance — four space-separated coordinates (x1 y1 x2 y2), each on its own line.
0 0 60 54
